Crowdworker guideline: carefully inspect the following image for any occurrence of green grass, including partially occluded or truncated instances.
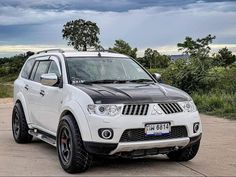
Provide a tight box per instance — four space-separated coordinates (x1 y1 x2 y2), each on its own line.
0 84 13 98
0 74 17 83
0 74 15 98
192 92 236 120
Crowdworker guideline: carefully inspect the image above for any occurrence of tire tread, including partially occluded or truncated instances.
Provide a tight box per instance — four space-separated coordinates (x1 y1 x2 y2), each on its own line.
57 115 92 173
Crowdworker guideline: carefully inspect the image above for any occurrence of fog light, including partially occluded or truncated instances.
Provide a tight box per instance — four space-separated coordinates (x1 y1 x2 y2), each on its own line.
193 122 200 133
98 128 113 140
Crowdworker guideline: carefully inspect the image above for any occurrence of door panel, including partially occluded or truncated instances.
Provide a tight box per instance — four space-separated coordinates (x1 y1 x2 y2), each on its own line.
28 57 51 128
38 85 62 132
36 57 63 133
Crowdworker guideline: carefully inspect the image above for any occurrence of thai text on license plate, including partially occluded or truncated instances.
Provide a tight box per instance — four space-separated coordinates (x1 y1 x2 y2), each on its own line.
145 122 171 136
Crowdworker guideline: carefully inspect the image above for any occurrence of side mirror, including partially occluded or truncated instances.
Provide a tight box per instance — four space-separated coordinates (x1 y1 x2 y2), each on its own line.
153 73 161 81
40 73 58 86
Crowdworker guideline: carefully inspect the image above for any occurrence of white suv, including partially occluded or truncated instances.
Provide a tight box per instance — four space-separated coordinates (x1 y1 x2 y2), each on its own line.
12 49 202 173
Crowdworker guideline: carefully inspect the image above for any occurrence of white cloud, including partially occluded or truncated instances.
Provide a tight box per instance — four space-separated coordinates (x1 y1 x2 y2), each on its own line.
1 43 235 58
0 6 78 25
137 44 236 57
0 1 236 56
0 44 72 53
1 1 236 26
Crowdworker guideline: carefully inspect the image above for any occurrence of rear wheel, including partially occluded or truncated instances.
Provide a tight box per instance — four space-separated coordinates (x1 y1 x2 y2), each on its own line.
57 115 93 173
12 102 32 143
167 140 200 161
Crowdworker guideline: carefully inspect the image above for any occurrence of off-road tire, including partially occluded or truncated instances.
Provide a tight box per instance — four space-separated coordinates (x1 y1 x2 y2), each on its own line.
12 102 32 143
57 115 93 173
167 140 200 161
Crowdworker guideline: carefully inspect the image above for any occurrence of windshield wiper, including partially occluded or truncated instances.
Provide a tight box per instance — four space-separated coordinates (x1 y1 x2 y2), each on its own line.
128 79 154 83
81 79 128 84
80 79 154 85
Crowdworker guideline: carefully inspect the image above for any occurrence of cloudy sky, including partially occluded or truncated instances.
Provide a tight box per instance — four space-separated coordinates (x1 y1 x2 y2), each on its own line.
0 0 236 57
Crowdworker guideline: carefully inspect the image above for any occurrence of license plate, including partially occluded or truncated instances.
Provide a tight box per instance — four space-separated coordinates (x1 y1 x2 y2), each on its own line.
145 122 171 136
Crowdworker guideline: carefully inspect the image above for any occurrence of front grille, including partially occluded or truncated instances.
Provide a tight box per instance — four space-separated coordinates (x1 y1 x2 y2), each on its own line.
122 104 149 115
158 103 183 114
120 126 187 142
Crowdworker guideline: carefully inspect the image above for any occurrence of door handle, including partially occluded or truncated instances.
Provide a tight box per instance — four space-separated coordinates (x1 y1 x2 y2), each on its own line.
24 85 29 90
40 90 45 96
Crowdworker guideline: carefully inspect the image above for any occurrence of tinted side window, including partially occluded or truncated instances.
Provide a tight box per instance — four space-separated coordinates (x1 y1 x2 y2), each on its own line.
21 59 35 79
48 61 60 76
34 61 51 82
29 61 39 80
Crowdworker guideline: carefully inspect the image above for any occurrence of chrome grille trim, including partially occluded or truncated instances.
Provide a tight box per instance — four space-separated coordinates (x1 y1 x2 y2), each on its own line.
158 103 183 114
122 104 149 115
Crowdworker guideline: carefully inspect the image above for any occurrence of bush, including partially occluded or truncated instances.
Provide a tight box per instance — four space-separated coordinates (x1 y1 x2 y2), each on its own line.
159 57 235 119
0 54 27 78
161 58 210 93
192 91 236 119
147 68 166 75
202 65 236 93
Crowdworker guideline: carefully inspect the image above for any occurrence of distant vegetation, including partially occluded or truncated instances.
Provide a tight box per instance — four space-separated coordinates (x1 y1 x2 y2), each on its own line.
0 18 235 119
0 51 34 98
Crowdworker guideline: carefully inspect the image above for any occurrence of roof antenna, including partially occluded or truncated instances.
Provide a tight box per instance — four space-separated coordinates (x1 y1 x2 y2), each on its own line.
97 45 104 57
98 52 101 57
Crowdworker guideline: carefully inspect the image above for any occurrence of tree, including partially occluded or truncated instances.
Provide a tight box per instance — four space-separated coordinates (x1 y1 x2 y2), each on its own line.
215 47 236 68
143 48 170 69
110 40 137 58
177 34 216 57
158 54 170 68
62 19 100 51
144 48 155 69
26 51 34 57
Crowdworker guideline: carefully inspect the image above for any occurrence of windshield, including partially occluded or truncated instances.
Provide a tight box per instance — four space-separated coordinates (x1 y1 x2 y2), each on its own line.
66 57 154 84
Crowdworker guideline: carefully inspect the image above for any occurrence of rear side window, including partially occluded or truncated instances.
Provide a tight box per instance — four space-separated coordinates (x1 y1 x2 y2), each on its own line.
21 59 35 79
33 61 51 82
29 61 39 80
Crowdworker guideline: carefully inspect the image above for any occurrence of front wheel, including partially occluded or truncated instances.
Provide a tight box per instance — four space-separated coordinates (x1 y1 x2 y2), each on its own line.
57 115 93 173
167 140 200 161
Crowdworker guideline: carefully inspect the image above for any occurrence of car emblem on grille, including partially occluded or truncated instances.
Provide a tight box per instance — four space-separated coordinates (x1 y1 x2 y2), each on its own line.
151 104 163 115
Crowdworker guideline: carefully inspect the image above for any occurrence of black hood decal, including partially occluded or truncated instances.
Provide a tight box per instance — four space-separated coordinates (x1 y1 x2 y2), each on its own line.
75 83 190 104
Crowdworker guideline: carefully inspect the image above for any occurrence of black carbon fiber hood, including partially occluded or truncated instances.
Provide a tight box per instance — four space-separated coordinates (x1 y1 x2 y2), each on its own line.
75 83 190 104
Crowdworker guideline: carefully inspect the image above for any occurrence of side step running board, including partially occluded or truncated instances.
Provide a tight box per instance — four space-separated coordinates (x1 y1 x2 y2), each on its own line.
28 129 57 147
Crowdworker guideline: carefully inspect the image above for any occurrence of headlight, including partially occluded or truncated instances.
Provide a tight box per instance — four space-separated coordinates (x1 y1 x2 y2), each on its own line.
179 101 197 112
87 104 122 116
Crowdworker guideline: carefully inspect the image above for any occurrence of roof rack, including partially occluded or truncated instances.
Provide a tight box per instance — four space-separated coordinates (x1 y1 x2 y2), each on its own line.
37 49 64 54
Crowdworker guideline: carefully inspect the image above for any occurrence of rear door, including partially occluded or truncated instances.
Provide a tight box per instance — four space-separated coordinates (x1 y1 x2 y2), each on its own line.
19 58 36 123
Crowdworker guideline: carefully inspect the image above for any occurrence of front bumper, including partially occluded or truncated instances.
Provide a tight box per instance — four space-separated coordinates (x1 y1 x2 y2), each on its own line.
83 109 202 156
86 111 202 143
83 133 202 156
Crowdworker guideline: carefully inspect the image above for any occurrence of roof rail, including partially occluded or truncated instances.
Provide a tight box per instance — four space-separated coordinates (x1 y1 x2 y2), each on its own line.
86 47 119 54
97 46 119 54
37 49 64 54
